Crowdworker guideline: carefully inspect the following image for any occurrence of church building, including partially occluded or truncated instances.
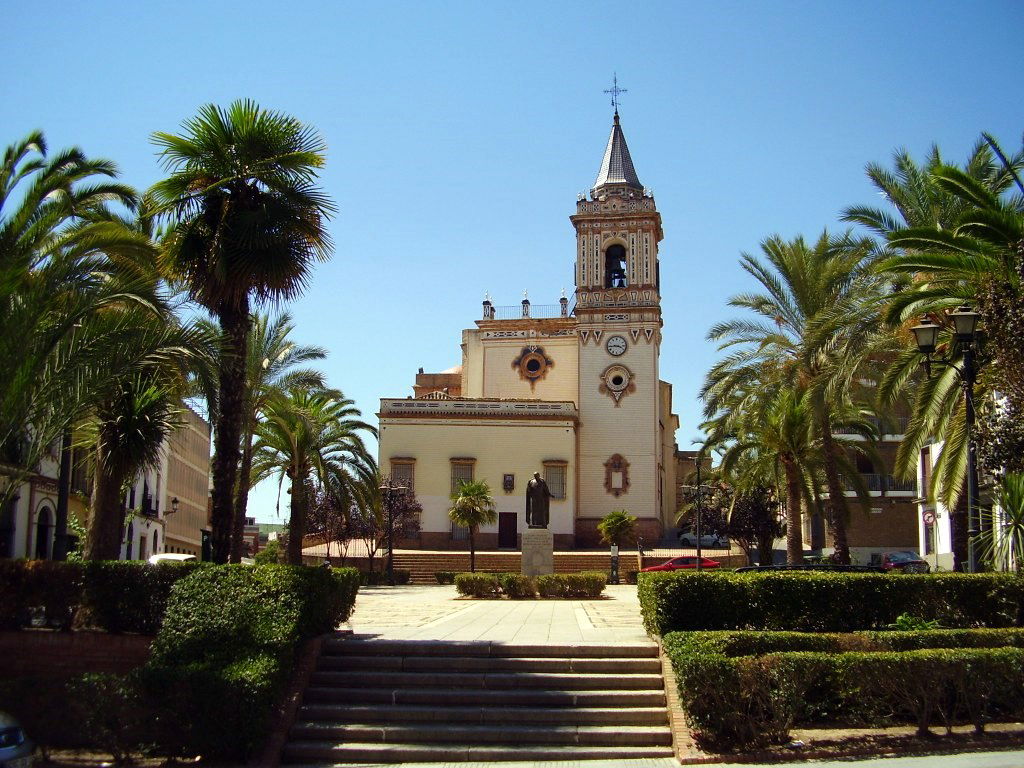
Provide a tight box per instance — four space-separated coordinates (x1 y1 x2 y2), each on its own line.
377 110 680 549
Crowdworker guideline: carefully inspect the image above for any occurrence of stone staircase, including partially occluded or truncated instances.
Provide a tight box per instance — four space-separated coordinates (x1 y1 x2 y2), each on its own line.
280 638 674 764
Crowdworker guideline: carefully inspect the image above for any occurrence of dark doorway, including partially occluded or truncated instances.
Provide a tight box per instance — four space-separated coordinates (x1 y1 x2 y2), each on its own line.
498 513 517 549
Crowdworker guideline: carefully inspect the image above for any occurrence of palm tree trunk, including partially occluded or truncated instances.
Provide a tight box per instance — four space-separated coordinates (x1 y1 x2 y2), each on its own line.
287 474 306 565
229 427 254 563
783 459 804 564
210 300 250 564
818 411 851 564
84 435 127 561
469 527 476 573
757 531 774 566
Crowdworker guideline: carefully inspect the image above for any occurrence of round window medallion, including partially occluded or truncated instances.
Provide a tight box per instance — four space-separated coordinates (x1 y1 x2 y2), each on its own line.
600 364 635 404
512 346 554 389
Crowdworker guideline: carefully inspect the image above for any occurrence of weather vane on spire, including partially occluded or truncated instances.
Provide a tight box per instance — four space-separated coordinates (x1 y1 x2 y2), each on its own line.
604 73 627 113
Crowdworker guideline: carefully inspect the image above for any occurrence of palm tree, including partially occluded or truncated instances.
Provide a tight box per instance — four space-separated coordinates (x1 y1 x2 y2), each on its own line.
703 232 882 563
597 509 637 548
229 312 327 562
149 100 335 562
81 310 217 561
875 146 1024 568
0 132 159 518
251 387 376 565
448 479 496 573
842 140 1020 239
707 382 819 564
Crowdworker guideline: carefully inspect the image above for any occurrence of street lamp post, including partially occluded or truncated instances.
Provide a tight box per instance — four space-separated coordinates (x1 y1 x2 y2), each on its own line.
379 478 408 586
695 462 703 571
910 306 982 573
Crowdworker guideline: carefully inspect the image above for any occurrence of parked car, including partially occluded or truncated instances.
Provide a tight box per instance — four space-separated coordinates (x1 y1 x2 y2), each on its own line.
148 553 197 565
0 711 34 768
677 531 729 548
736 564 885 573
640 556 721 572
879 551 930 573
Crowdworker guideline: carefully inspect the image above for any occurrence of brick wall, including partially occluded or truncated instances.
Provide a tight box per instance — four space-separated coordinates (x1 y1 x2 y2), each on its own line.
0 631 153 678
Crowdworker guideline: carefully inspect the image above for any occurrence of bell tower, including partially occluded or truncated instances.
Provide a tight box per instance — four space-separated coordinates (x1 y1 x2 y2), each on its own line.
570 107 667 540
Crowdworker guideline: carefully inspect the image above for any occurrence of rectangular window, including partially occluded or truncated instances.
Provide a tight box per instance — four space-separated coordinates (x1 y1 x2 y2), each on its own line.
450 460 474 496
391 459 415 495
544 461 567 499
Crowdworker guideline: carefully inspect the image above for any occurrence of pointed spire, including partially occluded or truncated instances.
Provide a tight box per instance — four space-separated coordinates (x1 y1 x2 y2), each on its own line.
592 111 642 193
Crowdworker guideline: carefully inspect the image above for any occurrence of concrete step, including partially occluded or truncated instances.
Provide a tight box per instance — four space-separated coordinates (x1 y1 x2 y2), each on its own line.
281 741 676 763
298 703 668 726
302 686 667 708
321 638 659 658
309 670 665 691
317 654 661 673
289 721 672 746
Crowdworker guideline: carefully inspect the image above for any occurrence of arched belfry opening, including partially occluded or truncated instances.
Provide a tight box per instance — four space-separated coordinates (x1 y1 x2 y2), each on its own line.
604 244 627 288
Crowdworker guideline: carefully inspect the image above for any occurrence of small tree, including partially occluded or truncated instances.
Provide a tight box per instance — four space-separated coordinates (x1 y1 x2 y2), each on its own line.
679 483 782 565
253 539 282 564
307 485 352 563
349 504 383 572
448 479 496 573
597 509 637 547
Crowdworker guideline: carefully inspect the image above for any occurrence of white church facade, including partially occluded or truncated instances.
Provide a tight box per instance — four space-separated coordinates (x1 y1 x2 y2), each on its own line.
377 111 680 549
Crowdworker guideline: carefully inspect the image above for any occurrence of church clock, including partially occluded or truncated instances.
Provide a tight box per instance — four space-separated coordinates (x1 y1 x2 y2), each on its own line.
606 335 627 356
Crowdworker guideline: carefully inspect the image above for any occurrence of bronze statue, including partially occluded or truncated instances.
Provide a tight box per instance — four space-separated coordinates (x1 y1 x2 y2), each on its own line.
525 472 551 529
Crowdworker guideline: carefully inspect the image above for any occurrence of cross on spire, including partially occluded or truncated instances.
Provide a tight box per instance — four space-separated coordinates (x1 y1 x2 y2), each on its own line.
604 73 627 113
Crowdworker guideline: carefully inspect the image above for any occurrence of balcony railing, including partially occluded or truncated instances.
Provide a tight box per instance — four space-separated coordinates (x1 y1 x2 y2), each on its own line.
487 303 573 320
842 473 917 493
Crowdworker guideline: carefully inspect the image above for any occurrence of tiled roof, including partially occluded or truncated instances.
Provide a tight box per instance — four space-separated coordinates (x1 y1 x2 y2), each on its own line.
593 112 642 190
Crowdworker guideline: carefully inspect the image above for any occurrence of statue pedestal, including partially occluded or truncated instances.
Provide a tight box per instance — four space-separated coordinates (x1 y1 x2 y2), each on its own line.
521 527 554 577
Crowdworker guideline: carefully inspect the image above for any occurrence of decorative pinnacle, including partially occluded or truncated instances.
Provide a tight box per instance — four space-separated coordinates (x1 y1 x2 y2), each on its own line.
604 73 627 113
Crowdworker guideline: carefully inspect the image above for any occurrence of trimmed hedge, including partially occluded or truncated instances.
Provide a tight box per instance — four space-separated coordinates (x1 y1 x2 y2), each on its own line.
664 629 1024 750
455 571 606 599
144 564 359 760
434 571 456 585
78 561 208 634
455 572 500 598
0 559 207 633
640 571 1024 635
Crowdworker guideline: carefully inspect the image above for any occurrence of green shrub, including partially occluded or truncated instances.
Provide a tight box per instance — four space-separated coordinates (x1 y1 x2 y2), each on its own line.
0 560 83 630
0 559 211 633
663 628 1024 750
78 561 207 634
497 573 536 598
640 571 1024 635
435 571 456 585
144 564 358 760
564 572 607 598
536 574 566 598
69 672 148 763
455 572 500 598
360 569 411 586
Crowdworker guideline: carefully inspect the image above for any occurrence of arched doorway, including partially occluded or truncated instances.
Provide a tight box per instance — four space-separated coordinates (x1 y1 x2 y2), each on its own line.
35 505 54 560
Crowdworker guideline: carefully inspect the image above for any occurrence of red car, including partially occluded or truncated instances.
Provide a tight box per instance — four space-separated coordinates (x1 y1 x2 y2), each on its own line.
879 551 930 573
640 556 720 572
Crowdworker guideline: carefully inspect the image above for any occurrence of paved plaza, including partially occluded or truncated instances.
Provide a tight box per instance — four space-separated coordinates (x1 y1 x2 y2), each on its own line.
343 584 652 644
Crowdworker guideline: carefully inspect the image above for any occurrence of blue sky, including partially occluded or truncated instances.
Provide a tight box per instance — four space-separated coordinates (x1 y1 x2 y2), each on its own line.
4 1 1022 522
